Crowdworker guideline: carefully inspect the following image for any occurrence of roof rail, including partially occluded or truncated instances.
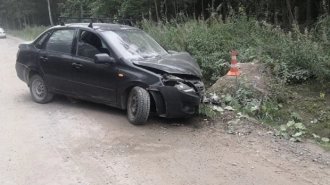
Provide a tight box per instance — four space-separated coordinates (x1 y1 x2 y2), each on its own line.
57 17 134 27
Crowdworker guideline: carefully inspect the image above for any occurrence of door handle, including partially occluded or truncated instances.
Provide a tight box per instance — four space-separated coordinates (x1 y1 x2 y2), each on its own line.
40 56 48 62
72 63 83 69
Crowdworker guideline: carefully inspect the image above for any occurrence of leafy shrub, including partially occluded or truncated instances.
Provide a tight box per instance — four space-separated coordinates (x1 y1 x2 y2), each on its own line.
198 104 216 118
279 120 307 142
142 17 330 85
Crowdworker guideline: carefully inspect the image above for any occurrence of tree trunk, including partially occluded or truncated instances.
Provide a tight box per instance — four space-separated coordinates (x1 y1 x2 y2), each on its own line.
294 6 298 24
5 15 8 29
273 0 278 25
32 14 35 26
286 0 294 25
201 0 204 20
80 3 84 19
148 0 152 20
223 1 227 23
47 0 54 26
149 7 152 20
18 17 22 30
281 0 289 28
164 0 168 22
27 15 30 26
11 18 15 30
23 16 27 28
16 5 22 29
154 0 159 22
307 0 311 22
173 0 177 21
193 0 196 20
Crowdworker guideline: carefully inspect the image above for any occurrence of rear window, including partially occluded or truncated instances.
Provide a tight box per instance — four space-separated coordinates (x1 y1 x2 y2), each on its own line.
45 29 75 54
34 32 50 49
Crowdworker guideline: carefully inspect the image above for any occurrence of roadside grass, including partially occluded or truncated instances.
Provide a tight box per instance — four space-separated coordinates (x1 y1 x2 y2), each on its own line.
200 80 330 147
263 81 330 145
284 81 330 135
248 80 330 146
7 26 49 41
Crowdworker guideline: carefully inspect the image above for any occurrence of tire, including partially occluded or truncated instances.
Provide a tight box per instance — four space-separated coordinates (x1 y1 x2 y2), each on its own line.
127 87 150 125
29 74 54 104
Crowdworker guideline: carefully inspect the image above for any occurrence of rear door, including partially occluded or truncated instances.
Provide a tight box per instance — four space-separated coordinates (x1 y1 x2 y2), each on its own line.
71 29 118 104
39 29 76 93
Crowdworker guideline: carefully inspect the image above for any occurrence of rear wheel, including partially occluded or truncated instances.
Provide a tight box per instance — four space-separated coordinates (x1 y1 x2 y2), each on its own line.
127 87 150 125
29 75 54 104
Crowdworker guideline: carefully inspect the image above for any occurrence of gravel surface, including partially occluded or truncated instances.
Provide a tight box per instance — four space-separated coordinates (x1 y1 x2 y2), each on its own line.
0 36 329 185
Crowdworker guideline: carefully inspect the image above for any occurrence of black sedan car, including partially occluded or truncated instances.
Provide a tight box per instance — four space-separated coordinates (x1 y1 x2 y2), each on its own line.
15 22 205 125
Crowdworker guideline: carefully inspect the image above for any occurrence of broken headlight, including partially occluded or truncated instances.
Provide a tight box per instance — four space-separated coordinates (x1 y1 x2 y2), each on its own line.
175 82 195 93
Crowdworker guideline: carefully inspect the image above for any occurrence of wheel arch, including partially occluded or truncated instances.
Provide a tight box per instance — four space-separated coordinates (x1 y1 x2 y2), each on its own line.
29 74 54 104
27 70 40 86
119 82 156 111
27 70 51 92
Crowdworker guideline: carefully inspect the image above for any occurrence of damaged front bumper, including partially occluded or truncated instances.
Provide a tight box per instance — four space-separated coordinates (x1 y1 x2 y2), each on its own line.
150 86 202 118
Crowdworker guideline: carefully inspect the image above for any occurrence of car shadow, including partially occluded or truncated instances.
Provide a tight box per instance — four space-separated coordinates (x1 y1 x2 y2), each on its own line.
18 92 198 128
54 95 198 127
52 95 127 116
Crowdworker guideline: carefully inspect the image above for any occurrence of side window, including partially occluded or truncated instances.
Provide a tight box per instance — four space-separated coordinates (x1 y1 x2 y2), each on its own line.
45 29 75 54
34 32 50 49
76 30 111 59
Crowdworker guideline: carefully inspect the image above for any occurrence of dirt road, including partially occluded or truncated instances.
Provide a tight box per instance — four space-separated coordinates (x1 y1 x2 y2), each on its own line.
0 36 330 185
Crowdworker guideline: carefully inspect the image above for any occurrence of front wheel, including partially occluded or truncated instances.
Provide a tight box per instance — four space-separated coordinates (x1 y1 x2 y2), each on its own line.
127 87 150 125
29 74 54 104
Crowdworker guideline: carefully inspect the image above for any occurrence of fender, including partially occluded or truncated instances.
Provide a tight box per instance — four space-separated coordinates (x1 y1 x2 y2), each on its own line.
117 81 150 109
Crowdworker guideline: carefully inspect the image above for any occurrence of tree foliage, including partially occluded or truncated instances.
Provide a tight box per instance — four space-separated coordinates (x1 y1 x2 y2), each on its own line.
0 0 329 29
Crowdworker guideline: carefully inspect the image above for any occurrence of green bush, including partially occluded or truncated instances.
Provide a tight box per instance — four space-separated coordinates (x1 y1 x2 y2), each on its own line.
142 17 330 85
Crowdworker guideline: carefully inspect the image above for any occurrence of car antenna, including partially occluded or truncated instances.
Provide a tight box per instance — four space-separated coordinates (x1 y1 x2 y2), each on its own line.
88 18 94 28
58 17 65 26
88 22 93 28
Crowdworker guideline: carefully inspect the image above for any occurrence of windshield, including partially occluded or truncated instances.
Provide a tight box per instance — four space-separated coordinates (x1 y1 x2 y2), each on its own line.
103 29 167 60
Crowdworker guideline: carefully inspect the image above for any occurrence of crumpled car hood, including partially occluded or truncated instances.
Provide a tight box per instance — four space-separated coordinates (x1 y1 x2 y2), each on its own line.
132 52 202 78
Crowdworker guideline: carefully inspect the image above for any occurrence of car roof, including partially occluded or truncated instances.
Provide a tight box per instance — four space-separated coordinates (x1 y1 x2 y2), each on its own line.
52 23 137 31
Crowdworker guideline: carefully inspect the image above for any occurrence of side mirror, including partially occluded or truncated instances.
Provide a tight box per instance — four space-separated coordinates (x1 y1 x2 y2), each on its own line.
94 53 115 65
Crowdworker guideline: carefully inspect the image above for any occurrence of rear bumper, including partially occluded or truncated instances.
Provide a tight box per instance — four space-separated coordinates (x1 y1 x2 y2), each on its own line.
0 33 6 38
151 87 201 118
